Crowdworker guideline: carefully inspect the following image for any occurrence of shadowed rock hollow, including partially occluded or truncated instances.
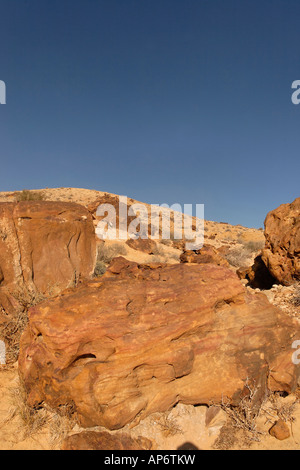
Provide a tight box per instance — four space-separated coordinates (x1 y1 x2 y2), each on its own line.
19 257 299 430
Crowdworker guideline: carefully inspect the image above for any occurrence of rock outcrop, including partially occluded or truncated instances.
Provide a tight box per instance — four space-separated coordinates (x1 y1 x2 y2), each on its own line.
19 258 299 430
262 198 300 286
0 201 96 319
237 255 278 290
126 238 157 254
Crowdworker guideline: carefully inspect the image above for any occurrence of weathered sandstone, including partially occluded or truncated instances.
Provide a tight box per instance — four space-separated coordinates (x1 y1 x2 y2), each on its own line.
262 198 300 286
0 201 96 318
19 258 299 430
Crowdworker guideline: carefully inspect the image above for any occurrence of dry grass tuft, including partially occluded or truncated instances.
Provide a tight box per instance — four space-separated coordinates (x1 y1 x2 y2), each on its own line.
14 190 45 202
97 242 128 264
1 288 46 365
155 412 183 437
214 379 264 447
291 285 300 307
226 240 265 268
1 309 28 364
47 403 77 448
6 379 49 439
4 378 77 447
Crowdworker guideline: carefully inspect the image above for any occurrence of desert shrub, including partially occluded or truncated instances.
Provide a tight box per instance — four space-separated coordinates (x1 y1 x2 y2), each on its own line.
7 378 49 438
156 412 183 437
226 239 265 268
97 242 128 264
225 247 252 268
14 190 45 202
1 309 28 364
214 379 263 449
151 244 166 257
167 251 181 262
243 240 265 252
291 285 300 307
150 255 164 263
237 239 265 252
160 238 172 247
1 289 46 364
94 260 107 277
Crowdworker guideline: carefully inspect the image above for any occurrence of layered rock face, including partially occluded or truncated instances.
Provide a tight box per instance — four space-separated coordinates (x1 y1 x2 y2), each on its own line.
262 198 300 286
0 202 96 319
19 258 299 430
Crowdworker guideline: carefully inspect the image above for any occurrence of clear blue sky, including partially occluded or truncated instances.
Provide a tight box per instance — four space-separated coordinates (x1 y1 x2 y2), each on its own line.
0 0 299 227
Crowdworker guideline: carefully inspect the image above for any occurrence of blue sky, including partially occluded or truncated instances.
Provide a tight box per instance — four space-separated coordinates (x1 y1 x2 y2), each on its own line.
0 0 299 227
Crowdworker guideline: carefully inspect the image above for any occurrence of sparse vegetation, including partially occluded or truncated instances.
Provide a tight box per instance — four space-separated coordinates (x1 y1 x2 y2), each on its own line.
1 289 46 364
1 309 28 364
5 378 76 447
14 190 45 202
226 239 265 268
226 247 252 267
155 412 183 437
241 240 265 252
48 403 77 448
291 285 300 307
151 244 166 257
214 378 263 447
7 378 49 439
96 242 128 264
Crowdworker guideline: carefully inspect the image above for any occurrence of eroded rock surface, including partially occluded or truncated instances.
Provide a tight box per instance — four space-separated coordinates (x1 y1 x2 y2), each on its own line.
19 258 299 430
262 198 300 286
0 201 96 321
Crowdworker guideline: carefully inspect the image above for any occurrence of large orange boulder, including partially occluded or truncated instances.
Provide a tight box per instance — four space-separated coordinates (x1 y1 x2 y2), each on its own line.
262 198 300 286
19 259 299 430
0 202 96 318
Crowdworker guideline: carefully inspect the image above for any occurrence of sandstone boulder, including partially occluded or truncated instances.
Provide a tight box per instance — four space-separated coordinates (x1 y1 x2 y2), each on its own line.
262 198 300 286
0 201 96 318
180 244 229 267
19 259 299 430
269 419 290 441
126 238 157 254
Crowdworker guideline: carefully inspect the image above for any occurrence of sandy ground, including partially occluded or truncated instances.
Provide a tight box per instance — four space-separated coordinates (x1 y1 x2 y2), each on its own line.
1 365 300 450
